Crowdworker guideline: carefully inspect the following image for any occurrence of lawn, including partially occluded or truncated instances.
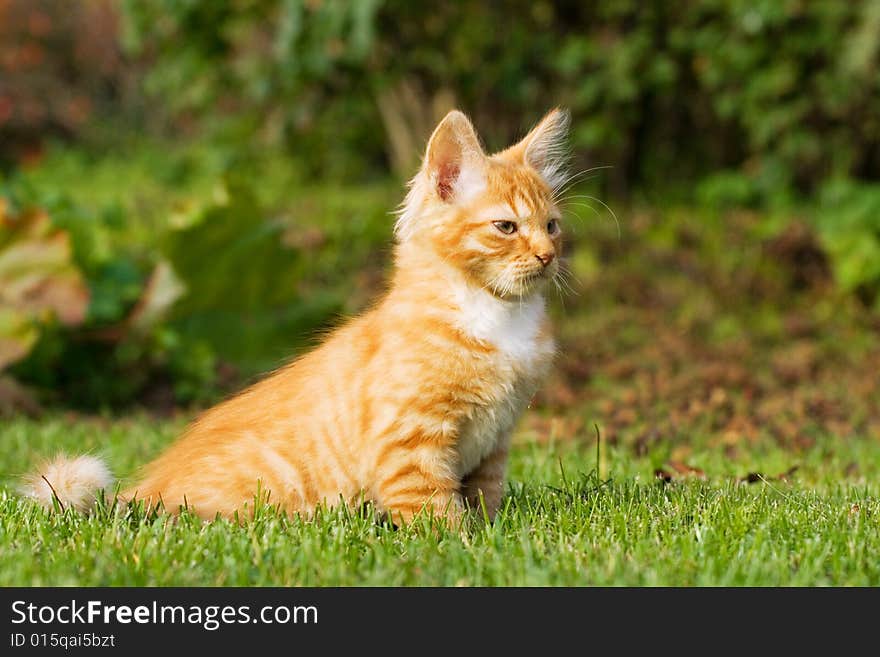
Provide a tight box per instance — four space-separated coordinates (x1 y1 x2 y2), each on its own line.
1 415 878 586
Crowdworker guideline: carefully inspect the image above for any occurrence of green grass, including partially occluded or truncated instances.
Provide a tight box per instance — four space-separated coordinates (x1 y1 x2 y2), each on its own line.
1 416 877 586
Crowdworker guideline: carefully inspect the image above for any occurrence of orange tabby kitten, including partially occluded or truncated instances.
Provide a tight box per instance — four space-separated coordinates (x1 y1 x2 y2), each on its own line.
23 108 570 526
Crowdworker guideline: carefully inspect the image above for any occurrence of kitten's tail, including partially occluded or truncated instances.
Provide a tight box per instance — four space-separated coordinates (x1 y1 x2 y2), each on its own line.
20 454 114 512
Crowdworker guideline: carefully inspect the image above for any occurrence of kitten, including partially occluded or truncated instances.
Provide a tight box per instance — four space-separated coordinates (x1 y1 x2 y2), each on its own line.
23 108 570 526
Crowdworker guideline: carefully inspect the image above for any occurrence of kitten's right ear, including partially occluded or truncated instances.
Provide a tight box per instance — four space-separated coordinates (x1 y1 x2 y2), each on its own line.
422 110 486 203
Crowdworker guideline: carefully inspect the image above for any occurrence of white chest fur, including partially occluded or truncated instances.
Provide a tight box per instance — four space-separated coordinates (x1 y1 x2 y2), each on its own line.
450 285 554 477
452 285 548 364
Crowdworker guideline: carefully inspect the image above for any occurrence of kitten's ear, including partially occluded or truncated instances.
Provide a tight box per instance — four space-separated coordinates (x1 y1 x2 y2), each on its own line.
423 110 486 203
516 107 571 190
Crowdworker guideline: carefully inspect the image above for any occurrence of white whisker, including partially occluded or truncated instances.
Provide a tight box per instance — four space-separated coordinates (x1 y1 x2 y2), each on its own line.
560 194 620 240
551 165 614 202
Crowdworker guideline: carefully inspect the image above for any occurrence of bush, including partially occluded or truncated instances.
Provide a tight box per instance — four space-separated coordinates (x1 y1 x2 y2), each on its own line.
120 1 880 195
816 180 880 309
0 186 208 409
0 142 399 410
5 2 880 197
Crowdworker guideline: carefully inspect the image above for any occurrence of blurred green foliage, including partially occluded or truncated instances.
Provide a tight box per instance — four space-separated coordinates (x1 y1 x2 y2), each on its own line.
119 0 880 193
0 143 397 409
817 179 880 309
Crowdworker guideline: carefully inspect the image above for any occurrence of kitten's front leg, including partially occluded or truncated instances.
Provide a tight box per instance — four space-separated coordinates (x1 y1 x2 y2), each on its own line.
461 433 511 521
374 438 463 529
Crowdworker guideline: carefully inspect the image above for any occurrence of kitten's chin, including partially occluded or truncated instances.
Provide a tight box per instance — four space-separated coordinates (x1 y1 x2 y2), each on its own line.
495 273 551 301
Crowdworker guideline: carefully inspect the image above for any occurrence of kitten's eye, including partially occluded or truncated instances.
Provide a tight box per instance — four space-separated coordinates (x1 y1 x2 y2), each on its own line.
547 219 560 235
493 221 517 235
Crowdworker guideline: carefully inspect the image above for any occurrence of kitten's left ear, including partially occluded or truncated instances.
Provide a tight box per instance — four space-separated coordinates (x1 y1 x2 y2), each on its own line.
423 110 486 203
515 107 571 190
395 110 486 241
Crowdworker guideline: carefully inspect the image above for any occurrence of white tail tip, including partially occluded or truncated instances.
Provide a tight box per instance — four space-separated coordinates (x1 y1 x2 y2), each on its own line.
21 455 113 512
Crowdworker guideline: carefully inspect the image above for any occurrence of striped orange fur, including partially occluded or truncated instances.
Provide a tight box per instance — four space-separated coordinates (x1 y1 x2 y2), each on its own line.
23 108 571 526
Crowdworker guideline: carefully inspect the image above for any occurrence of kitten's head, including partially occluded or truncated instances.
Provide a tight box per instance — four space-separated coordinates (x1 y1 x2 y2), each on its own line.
396 108 570 300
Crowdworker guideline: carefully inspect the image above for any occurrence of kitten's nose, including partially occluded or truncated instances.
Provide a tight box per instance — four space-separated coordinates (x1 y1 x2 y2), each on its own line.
535 252 555 267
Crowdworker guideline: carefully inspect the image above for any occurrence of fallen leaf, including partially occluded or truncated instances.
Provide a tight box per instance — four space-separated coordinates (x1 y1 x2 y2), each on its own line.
0 204 89 370
667 461 706 478
774 466 799 482
737 467 797 485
